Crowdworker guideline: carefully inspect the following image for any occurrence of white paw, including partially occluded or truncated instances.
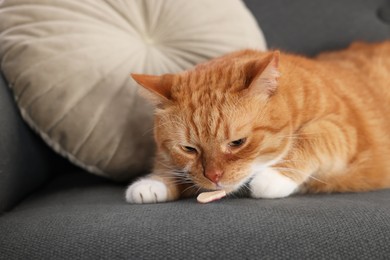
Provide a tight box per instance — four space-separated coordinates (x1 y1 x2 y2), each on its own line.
125 179 168 204
249 168 298 199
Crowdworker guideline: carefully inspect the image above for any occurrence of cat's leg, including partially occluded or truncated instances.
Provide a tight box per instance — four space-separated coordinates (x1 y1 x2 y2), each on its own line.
125 172 182 204
125 174 181 204
250 118 355 198
249 167 299 199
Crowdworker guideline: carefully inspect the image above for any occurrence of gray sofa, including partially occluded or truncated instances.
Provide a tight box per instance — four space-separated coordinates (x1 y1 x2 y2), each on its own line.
1 1 390 259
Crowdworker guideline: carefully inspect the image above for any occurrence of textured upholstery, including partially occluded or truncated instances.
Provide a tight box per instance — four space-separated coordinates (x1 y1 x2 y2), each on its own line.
245 0 390 55
1 0 390 259
1 172 389 259
0 74 59 212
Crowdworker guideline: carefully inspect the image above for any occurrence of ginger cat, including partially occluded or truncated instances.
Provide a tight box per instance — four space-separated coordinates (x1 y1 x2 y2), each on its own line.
126 41 390 204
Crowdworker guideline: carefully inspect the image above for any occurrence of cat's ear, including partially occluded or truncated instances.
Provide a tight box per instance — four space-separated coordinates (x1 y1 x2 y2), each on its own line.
131 73 174 105
244 51 280 97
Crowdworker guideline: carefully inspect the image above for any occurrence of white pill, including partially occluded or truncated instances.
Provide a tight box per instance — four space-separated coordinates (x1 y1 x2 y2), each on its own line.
197 190 226 203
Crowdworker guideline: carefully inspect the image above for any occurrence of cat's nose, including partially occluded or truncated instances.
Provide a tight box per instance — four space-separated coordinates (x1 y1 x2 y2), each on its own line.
205 169 224 183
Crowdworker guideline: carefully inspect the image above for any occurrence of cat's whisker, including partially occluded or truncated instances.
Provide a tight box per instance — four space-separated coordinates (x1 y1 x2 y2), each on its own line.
171 171 191 179
277 132 321 140
155 161 175 170
175 179 194 185
160 176 191 182
142 117 186 136
238 182 251 196
272 166 328 184
279 136 320 141
173 181 195 186
181 184 199 195
142 121 174 136
159 174 194 186
154 160 191 176
277 159 305 163
195 185 203 195
307 175 328 184
170 177 194 184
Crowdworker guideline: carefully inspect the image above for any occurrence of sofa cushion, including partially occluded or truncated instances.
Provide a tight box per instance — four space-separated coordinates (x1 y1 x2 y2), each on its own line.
0 74 52 212
0 0 266 181
1 171 389 259
244 0 390 55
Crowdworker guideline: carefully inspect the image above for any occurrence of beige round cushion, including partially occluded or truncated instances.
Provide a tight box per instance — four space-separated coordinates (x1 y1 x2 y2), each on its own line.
0 0 266 181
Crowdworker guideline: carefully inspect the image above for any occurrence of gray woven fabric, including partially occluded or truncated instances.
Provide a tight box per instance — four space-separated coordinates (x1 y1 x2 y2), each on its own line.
0 75 51 212
0 74 74 212
244 0 390 55
1 172 389 259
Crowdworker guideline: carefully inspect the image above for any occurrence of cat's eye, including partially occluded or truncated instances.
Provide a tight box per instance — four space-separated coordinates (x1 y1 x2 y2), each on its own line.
228 138 247 148
181 145 198 154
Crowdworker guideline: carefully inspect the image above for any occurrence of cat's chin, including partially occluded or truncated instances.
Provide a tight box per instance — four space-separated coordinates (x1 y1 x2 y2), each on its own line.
196 183 237 194
202 178 252 195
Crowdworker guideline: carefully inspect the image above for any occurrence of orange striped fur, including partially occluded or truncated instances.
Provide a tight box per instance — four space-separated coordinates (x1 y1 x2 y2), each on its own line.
127 41 390 203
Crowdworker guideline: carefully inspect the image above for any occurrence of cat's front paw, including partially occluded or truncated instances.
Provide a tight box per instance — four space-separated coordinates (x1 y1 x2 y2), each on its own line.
249 168 298 199
125 179 168 204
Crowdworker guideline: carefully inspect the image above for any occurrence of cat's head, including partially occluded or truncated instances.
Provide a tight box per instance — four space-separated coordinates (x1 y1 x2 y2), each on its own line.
132 51 292 193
